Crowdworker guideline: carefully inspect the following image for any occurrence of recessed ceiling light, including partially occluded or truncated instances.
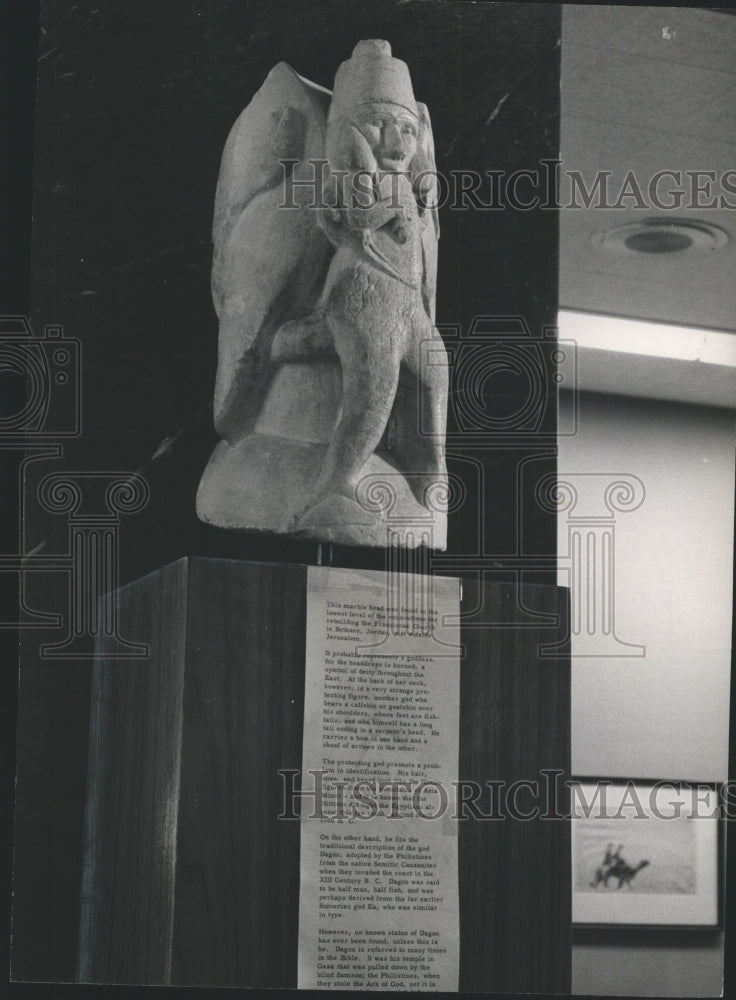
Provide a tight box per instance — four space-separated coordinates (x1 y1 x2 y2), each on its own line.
592 219 729 255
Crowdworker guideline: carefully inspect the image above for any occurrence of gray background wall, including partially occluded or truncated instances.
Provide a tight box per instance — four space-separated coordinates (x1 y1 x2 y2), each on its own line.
560 390 733 998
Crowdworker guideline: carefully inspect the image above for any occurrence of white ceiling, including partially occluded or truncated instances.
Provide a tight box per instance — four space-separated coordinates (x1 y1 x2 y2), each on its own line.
560 5 736 335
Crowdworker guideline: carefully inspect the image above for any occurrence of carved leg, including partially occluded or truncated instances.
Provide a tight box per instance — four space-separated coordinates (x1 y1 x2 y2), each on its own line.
292 313 402 524
391 322 449 509
270 310 334 362
213 314 267 442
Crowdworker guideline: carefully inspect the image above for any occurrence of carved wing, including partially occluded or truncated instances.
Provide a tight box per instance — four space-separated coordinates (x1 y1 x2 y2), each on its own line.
211 63 332 441
414 102 440 323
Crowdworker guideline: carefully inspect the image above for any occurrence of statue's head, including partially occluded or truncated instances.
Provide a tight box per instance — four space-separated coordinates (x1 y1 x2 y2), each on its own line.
327 40 422 174
349 102 418 172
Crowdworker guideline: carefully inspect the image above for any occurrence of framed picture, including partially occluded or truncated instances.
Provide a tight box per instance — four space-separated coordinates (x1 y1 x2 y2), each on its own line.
571 778 722 929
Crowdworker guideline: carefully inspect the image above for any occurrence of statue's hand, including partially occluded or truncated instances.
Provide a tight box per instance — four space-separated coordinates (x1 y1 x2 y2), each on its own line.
343 199 409 237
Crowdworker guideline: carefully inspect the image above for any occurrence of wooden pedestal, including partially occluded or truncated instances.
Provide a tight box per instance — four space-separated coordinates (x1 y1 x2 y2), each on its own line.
78 557 570 991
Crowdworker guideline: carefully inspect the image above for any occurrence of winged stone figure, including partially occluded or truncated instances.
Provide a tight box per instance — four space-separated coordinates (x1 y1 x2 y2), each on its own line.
197 40 449 548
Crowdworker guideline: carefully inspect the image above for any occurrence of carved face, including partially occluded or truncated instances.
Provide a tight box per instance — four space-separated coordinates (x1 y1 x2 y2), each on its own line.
352 102 419 170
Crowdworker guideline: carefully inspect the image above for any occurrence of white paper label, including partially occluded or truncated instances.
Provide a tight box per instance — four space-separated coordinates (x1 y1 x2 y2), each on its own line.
298 566 461 992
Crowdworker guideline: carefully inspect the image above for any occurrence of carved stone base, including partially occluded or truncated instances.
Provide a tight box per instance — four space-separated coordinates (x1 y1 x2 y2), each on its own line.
196 433 447 549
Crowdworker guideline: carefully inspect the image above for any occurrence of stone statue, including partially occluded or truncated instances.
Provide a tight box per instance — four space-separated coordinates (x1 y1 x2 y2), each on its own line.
197 40 449 548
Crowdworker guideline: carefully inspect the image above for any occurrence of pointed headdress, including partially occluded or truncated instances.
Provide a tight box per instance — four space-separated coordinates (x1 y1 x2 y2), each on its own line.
328 40 418 119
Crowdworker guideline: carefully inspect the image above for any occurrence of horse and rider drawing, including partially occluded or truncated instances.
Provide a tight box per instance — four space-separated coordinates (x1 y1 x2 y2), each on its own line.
590 842 651 890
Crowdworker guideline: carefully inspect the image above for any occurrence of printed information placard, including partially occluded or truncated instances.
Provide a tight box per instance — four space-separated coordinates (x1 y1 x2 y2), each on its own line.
298 566 461 992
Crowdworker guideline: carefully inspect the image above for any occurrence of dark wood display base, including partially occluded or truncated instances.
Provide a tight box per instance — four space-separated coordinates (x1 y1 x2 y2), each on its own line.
78 557 570 991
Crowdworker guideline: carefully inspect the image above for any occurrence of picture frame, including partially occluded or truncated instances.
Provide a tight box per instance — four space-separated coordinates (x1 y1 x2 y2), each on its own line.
571 778 722 930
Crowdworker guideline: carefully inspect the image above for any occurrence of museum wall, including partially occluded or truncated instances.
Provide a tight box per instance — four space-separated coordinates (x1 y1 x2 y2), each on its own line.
560 389 733 998
561 391 733 783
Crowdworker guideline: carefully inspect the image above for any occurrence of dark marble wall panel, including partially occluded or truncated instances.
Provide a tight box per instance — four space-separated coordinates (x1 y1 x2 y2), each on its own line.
27 0 560 580
12 0 562 984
